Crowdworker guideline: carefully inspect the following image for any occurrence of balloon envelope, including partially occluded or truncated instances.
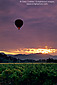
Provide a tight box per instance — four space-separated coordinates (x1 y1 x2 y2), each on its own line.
15 19 23 30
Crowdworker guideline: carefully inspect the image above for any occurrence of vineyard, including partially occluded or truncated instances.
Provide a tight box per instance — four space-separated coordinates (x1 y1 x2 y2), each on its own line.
0 63 57 85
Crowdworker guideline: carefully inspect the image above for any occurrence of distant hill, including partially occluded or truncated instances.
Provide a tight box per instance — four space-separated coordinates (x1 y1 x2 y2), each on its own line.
0 53 19 63
12 53 57 60
0 53 57 63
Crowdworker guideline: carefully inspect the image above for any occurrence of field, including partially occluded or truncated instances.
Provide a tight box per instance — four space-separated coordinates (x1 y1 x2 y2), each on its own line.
0 63 57 85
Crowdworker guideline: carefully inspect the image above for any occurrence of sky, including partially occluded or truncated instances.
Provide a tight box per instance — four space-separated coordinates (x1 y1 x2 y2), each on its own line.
0 0 57 54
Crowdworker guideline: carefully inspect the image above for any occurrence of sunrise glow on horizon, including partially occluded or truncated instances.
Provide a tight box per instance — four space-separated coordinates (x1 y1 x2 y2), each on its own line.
0 47 57 55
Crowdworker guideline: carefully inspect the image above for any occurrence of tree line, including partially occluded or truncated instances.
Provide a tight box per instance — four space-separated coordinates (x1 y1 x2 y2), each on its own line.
0 53 57 63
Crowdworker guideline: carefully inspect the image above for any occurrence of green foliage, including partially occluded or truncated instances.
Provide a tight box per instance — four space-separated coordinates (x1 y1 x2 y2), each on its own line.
0 63 57 85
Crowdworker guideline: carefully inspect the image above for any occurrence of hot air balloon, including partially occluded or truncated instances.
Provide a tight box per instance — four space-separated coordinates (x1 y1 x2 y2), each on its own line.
15 19 23 30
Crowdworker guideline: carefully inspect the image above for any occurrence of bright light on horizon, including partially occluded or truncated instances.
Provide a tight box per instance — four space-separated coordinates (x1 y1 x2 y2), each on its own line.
0 47 57 55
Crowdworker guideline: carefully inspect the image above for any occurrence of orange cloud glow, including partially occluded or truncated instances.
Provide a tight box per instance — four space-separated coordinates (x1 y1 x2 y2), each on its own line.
0 47 57 55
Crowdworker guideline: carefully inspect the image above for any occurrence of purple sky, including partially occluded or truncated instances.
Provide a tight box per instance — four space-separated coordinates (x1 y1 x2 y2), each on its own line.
0 0 57 51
